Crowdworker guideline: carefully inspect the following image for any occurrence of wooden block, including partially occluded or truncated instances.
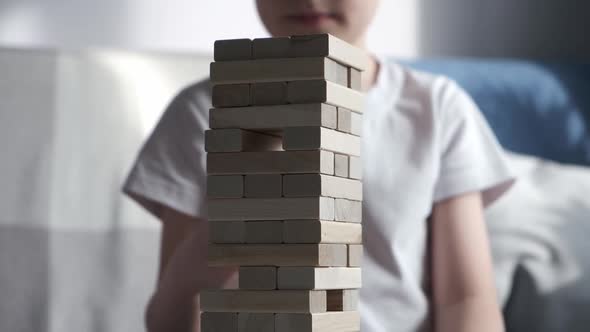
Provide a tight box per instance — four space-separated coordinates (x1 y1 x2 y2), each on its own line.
252 37 291 59
207 175 244 198
348 244 363 267
289 34 370 70
348 156 362 180
337 107 352 133
327 289 358 311
334 154 349 178
238 313 275 332
275 312 360 332
210 57 349 86
205 129 241 152
210 103 337 130
283 127 360 157
205 129 281 152
277 267 361 290
207 150 334 175
208 197 334 221
208 244 347 267
282 174 362 200
334 199 362 223
200 290 327 313
244 174 282 198
212 84 250 108
287 80 364 113
201 312 238 332
350 111 362 136
251 82 288 105
214 38 252 61
245 221 284 243
282 220 362 244
348 67 362 91
239 267 277 290
325 58 348 87
210 221 245 243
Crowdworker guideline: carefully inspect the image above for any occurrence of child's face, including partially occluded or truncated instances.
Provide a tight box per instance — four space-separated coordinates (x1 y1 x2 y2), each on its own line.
256 0 379 46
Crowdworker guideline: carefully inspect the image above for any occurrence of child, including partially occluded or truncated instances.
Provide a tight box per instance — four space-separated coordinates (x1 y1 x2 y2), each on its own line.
123 0 515 331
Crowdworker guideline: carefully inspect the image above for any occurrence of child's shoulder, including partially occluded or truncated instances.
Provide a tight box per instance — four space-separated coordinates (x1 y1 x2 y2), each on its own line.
175 78 212 103
392 57 461 89
378 57 471 110
160 78 212 120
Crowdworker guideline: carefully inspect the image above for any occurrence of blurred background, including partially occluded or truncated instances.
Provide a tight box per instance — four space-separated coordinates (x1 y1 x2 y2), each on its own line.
0 1 589 331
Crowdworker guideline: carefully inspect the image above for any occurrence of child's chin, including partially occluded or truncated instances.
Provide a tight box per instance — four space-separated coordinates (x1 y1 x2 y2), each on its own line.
280 22 341 37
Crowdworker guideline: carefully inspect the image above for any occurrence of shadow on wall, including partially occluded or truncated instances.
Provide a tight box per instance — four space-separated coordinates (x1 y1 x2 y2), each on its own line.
418 0 590 60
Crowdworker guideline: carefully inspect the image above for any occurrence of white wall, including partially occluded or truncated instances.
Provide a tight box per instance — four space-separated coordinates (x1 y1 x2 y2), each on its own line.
0 0 420 57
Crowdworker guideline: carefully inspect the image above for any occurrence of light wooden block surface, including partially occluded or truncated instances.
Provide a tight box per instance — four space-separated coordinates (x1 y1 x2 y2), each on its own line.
210 57 349 86
348 156 362 180
348 67 362 91
207 151 334 175
327 289 358 311
348 244 363 267
251 82 288 106
325 58 349 87
205 129 281 152
334 199 362 223
245 221 284 243
289 34 370 70
207 175 244 198
201 312 239 332
334 154 349 178
275 312 360 332
287 80 364 113
210 221 245 244
350 111 362 136
277 267 361 290
208 244 347 267
283 127 361 157
214 38 252 61
208 197 334 221
337 107 352 133
252 37 291 59
282 174 362 200
239 267 277 290
244 174 283 198
238 313 275 332
212 84 251 108
282 220 362 244
200 290 327 313
209 103 337 130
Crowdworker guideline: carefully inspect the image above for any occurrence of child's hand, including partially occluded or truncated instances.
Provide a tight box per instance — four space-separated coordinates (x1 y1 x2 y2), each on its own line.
146 208 238 332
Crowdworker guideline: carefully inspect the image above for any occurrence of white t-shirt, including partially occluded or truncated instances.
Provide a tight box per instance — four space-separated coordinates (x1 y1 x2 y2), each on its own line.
123 58 515 332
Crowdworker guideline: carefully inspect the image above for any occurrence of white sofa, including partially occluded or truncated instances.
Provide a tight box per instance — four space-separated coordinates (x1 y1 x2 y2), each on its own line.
0 48 210 332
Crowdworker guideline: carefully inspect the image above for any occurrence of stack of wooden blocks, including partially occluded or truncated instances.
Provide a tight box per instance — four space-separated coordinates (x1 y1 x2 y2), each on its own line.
201 34 368 332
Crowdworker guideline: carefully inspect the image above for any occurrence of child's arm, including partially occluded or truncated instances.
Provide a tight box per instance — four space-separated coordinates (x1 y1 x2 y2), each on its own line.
145 207 238 332
431 191 505 332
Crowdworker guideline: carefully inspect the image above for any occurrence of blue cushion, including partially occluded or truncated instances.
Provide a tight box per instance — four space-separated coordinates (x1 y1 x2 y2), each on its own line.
404 59 590 166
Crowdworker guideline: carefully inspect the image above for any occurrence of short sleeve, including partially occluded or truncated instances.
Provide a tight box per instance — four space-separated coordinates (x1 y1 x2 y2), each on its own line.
433 80 516 207
122 81 211 219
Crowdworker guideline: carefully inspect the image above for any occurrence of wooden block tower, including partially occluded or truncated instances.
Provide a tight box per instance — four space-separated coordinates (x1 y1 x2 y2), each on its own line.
202 34 368 332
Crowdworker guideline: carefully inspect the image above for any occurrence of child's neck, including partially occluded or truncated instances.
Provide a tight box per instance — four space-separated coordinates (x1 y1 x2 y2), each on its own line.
352 36 380 91
362 55 380 91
